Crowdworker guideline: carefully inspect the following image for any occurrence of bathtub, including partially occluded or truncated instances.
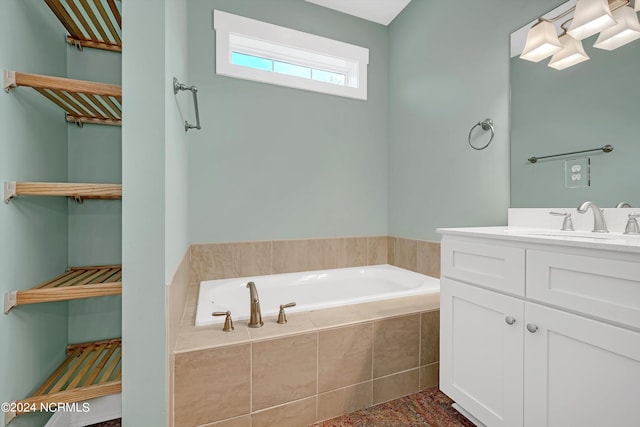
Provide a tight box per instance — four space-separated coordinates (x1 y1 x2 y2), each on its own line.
195 264 440 326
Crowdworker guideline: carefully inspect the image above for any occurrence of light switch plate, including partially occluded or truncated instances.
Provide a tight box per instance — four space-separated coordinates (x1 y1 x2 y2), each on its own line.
565 157 590 188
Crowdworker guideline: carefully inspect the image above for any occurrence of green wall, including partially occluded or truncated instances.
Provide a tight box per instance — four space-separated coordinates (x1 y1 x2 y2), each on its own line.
387 0 563 241
67 45 123 344
122 0 189 425
187 0 389 243
510 35 640 208
0 1 69 426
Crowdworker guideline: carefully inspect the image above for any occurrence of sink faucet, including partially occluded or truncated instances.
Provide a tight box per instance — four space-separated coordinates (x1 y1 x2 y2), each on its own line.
246 281 263 328
577 201 608 233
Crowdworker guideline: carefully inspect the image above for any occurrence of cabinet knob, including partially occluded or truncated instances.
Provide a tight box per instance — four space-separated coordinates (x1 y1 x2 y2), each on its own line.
505 316 516 325
526 324 539 333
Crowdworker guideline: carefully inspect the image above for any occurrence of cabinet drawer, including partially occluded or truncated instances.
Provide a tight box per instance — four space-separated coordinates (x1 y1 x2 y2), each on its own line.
527 250 640 329
441 237 525 296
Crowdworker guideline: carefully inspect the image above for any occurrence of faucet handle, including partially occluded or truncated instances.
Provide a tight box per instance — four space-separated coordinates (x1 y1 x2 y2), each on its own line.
277 302 297 324
549 212 574 231
624 213 640 235
212 311 234 332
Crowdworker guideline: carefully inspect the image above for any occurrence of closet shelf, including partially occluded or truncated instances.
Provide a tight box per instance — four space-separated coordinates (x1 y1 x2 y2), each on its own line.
4 182 122 204
4 338 122 426
3 71 122 126
45 0 122 53
4 265 122 314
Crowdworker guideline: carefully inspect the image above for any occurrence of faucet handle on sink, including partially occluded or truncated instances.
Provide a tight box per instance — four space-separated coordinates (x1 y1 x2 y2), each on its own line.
624 213 640 235
549 211 574 231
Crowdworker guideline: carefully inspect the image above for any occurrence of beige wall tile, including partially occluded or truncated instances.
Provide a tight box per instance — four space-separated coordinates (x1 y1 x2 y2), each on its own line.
318 323 373 393
272 240 309 274
419 362 439 390
420 310 440 366
340 237 367 267
190 243 235 282
373 369 420 404
318 382 372 421
252 333 318 410
200 415 251 427
252 397 317 427
373 314 420 378
174 345 250 426
367 237 388 265
233 241 272 277
387 237 396 265
417 240 441 278
393 238 417 272
308 238 341 271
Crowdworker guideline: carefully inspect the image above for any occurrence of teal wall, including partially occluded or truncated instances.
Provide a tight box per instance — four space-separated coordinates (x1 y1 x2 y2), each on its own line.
387 0 562 241
67 46 123 344
122 0 188 425
0 1 69 426
510 36 640 208
187 0 389 243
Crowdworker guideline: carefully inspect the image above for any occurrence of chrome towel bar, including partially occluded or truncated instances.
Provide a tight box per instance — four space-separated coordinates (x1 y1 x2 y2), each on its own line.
173 77 201 132
528 145 613 163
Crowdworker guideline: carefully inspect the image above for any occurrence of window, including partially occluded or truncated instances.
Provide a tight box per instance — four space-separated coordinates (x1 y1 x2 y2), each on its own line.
213 10 369 100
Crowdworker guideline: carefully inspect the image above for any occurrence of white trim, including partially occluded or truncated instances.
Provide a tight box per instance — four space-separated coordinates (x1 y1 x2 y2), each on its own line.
213 10 369 100
44 394 121 427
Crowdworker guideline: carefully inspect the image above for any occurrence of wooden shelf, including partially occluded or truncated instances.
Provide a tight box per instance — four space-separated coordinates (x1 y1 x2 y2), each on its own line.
3 71 122 126
4 338 122 425
4 265 122 314
4 182 122 203
45 0 122 52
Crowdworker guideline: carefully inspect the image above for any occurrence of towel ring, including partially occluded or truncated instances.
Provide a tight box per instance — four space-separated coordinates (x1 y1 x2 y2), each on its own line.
468 118 494 150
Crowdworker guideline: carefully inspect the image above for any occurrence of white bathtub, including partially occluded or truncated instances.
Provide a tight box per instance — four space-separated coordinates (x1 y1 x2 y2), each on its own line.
195 264 440 326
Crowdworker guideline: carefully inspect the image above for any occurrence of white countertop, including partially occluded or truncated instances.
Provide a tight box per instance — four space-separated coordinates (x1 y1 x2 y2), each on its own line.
437 226 640 254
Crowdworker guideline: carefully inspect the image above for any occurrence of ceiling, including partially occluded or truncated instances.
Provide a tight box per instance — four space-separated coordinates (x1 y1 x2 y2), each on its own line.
304 0 412 26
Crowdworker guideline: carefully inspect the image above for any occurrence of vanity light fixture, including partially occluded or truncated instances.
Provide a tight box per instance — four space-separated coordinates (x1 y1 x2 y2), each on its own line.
520 20 563 62
548 32 590 70
594 5 640 49
568 0 617 40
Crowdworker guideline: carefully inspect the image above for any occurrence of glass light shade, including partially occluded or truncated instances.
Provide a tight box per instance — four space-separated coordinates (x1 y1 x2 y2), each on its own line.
548 34 590 70
567 0 617 40
594 6 640 50
520 20 563 62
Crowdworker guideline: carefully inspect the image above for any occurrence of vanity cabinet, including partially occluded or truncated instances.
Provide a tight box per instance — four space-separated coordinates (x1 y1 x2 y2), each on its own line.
440 233 640 427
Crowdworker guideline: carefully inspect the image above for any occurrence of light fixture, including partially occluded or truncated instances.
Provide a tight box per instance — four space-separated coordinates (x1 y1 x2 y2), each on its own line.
635 0 640 11
568 0 617 40
520 20 563 62
594 5 640 49
548 33 590 70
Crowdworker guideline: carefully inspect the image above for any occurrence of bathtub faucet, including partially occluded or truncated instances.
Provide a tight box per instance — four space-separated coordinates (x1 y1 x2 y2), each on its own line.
246 281 264 328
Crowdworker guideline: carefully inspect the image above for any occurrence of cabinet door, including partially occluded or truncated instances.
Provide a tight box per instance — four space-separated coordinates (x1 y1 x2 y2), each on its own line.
441 278 524 427
524 302 640 427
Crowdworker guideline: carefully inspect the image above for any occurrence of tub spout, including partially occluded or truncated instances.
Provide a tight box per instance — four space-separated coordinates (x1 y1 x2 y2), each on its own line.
246 281 263 328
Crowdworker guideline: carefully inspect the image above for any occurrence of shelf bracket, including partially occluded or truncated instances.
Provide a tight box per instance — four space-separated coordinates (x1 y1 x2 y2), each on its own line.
4 405 16 426
4 182 16 204
3 70 16 93
3 291 17 314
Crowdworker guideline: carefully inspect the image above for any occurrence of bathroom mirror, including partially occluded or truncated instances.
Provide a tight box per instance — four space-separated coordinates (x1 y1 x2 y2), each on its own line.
510 0 640 208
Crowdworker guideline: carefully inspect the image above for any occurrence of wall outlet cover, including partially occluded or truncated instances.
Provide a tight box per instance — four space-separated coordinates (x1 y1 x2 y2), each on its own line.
565 157 590 188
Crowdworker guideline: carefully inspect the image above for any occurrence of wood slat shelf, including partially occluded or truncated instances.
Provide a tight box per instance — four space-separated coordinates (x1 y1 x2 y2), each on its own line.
4 265 122 314
45 0 122 52
4 182 122 204
4 338 122 425
3 71 122 126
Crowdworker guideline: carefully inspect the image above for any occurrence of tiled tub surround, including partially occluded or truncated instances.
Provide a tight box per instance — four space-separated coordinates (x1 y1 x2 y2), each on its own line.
168 235 441 427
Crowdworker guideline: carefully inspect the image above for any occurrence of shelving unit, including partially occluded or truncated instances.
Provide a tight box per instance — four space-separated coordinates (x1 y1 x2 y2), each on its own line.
44 0 122 52
3 71 122 126
4 338 122 426
4 265 122 314
4 182 122 203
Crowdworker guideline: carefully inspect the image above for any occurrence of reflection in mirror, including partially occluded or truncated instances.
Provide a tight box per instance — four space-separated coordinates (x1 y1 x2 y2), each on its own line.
510 0 640 208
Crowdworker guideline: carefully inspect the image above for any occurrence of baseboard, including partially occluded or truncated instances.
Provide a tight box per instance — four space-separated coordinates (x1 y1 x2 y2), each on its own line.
45 394 121 427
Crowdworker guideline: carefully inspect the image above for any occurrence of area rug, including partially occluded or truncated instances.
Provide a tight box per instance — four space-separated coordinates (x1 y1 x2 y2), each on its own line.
311 387 476 427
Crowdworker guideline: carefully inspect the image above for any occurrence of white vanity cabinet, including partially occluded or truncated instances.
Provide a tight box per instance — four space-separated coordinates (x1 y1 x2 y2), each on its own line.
439 231 640 427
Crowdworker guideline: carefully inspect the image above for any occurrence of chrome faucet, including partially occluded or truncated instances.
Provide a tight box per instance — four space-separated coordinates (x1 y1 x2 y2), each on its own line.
246 281 263 328
617 201 632 208
577 201 608 233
